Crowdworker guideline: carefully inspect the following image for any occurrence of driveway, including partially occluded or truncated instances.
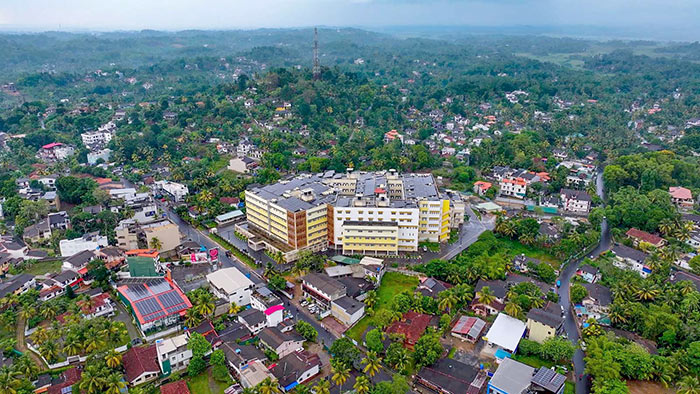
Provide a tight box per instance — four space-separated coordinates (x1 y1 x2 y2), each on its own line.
114 301 142 340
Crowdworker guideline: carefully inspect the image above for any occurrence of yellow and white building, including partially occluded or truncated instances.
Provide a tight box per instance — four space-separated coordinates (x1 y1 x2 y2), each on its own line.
243 169 461 261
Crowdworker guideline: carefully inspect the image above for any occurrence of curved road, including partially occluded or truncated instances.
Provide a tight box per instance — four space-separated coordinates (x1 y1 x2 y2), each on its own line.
556 170 610 394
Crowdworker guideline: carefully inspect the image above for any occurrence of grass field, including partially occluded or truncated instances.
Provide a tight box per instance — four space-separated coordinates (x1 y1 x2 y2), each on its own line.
346 272 419 341
22 259 63 276
187 368 231 394
494 237 561 269
511 354 556 369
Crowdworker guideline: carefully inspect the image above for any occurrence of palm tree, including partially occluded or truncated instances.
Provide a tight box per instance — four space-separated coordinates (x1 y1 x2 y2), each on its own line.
331 363 350 394
504 301 522 318
438 291 457 313
362 351 382 377
364 290 377 310
258 377 281 394
197 291 216 318
353 376 371 394
635 282 661 301
79 368 105 394
104 372 126 394
13 355 39 379
40 304 57 320
18 307 32 322
105 349 122 368
149 237 163 251
658 218 676 237
313 379 331 394
677 375 700 394
392 348 409 372
529 296 545 309
608 304 629 326
0 369 21 394
229 303 244 315
84 333 106 354
185 308 202 328
30 326 49 346
476 286 496 306
63 336 83 357
40 341 60 363
518 233 535 246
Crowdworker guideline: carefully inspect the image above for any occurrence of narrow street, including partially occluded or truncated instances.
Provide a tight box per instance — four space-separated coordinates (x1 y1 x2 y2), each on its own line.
557 170 609 394
15 316 47 371
153 199 340 345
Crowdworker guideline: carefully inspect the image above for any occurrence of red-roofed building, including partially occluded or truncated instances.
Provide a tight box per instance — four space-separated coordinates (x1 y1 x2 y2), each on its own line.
384 130 404 144
117 277 192 332
451 316 486 343
161 380 191 394
386 311 432 349
123 345 160 385
47 367 82 394
670 186 694 209
78 292 114 319
37 142 75 162
626 228 666 249
499 177 527 199
473 181 492 196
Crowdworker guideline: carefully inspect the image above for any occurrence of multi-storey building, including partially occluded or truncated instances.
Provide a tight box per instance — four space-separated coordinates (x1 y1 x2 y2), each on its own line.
243 170 456 261
499 176 527 198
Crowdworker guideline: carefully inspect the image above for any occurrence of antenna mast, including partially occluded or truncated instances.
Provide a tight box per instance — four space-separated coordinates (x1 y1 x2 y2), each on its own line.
312 27 320 80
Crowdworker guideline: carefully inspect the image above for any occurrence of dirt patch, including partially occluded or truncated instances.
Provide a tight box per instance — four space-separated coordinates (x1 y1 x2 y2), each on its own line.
627 380 675 394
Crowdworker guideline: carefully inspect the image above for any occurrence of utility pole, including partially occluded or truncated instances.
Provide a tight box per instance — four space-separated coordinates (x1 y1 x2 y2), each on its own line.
312 27 320 80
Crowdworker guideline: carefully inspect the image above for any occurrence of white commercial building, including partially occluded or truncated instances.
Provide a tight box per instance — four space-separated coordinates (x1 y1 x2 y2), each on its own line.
484 313 526 356
207 267 254 306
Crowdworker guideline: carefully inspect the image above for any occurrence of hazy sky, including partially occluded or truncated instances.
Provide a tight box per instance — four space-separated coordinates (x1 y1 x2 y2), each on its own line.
0 0 699 35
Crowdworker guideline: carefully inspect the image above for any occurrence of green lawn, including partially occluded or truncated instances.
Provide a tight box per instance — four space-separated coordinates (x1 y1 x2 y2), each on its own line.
511 354 556 369
187 368 231 394
346 272 419 341
494 237 561 269
22 259 63 276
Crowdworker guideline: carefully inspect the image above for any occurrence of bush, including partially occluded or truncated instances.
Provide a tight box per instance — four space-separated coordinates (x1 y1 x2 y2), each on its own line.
212 364 230 382
365 328 384 353
570 283 588 305
296 320 318 342
518 339 542 356
187 355 207 376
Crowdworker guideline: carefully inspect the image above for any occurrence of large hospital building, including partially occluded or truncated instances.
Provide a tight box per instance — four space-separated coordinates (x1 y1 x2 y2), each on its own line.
239 169 466 262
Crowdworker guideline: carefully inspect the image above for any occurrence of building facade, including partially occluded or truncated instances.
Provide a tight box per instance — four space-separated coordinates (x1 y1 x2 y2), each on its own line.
244 170 455 261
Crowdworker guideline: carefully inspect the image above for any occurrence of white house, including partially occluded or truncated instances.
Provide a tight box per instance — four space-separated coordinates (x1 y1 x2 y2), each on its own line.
59 233 109 257
154 181 189 202
207 267 254 306
483 313 526 359
560 189 592 213
156 333 193 375
499 177 527 199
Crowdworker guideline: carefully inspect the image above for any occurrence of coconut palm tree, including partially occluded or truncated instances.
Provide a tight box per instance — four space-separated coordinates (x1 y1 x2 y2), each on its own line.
476 286 496 306
229 303 244 315
313 379 330 394
353 376 371 394
40 341 60 363
105 349 122 368
30 326 49 346
13 355 39 379
185 308 202 328
438 291 457 313
149 237 162 251
104 372 126 394
0 369 21 394
63 336 83 357
635 282 661 301
677 375 700 394
331 363 350 394
362 351 382 377
364 290 377 310
197 291 216 318
84 333 106 354
79 367 105 394
392 348 409 372
658 218 676 237
258 377 281 394
504 301 522 318
40 304 58 321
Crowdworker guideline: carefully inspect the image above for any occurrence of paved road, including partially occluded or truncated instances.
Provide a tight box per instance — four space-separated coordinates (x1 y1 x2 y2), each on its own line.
557 170 609 394
153 200 340 345
441 205 495 260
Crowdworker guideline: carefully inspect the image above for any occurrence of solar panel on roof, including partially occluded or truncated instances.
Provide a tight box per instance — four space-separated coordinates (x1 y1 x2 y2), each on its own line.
158 291 185 308
124 284 150 301
145 311 166 321
167 305 186 314
146 279 171 294
136 298 162 316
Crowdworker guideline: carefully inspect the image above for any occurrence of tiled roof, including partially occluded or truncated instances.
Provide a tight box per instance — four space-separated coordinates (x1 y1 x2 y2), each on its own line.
123 345 159 383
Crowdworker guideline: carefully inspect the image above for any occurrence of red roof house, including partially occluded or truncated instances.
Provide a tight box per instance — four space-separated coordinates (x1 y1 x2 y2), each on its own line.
123 345 160 385
47 367 82 394
386 311 432 349
625 228 666 248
